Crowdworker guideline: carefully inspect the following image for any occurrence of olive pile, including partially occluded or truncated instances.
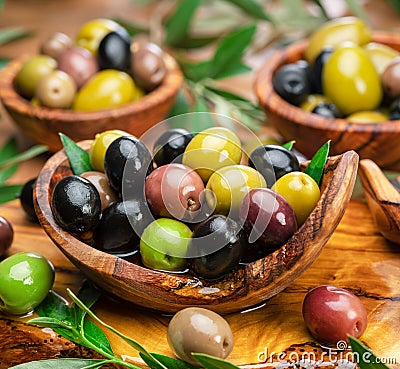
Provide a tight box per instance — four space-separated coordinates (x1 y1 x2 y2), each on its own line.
51 127 321 280
273 16 400 122
15 18 166 110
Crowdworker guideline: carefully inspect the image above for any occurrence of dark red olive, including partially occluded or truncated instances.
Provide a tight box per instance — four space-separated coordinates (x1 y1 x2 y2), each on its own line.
302 285 368 346
0 216 13 256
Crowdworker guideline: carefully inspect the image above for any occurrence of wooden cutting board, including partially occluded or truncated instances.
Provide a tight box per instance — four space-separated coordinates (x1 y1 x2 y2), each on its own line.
0 199 399 368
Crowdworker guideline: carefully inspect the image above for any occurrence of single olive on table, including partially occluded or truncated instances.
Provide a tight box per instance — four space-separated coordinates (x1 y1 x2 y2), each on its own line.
48 124 325 283
14 18 167 111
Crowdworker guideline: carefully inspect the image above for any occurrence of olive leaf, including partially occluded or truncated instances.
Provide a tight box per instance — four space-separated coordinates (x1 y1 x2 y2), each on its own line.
348 336 391 369
0 184 23 204
192 353 241 369
59 133 92 175
282 141 295 150
140 353 198 369
168 90 191 118
0 27 33 46
0 144 48 170
304 140 330 186
0 137 19 184
9 358 110 369
222 0 273 22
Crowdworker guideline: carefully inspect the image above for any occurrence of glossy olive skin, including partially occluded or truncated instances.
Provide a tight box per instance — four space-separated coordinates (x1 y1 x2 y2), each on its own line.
323 45 382 115
145 164 205 221
272 62 311 106
346 110 388 123
272 172 320 226
35 70 77 108
168 307 234 366
80 171 118 210
89 129 130 172
239 188 297 263
20 178 38 222
300 94 328 112
0 216 13 256
51 175 101 233
364 42 399 75
40 32 73 60
153 128 194 166
309 48 333 94
140 218 192 272
57 46 98 89
104 135 153 195
189 215 246 280
0 252 54 315
381 57 400 100
98 29 131 71
302 285 368 346
93 199 152 257
248 145 300 187
311 102 343 119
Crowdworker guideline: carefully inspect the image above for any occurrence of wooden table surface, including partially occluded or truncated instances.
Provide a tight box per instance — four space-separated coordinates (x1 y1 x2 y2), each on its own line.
1 1 400 368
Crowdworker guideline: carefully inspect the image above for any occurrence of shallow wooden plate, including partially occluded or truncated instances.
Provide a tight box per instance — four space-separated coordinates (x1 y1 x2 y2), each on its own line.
34 141 359 314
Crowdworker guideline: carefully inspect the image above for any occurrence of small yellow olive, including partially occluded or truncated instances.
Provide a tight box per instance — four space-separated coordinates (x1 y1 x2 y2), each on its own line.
363 42 399 75
346 111 388 123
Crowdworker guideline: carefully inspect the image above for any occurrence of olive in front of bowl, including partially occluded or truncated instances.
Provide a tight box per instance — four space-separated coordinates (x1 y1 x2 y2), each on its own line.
189 215 246 280
0 216 13 256
272 62 311 106
104 135 153 195
153 128 194 166
93 198 152 257
98 29 131 71
302 285 368 346
168 307 234 366
20 178 38 222
51 175 101 233
248 144 300 187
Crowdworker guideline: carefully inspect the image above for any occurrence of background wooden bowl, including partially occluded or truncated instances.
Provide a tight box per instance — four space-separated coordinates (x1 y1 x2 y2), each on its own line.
0 54 183 152
34 140 359 314
255 31 400 172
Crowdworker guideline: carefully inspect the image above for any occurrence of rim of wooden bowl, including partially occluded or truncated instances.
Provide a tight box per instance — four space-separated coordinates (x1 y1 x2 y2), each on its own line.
254 31 400 170
34 141 359 314
0 53 183 151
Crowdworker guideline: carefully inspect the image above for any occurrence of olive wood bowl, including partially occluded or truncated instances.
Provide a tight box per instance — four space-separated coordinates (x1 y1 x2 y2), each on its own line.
34 141 359 314
0 54 183 152
255 31 400 172
359 159 400 244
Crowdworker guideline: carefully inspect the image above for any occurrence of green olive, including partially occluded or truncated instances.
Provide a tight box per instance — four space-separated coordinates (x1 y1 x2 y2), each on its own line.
305 16 371 63
363 42 399 75
300 94 328 112
323 45 382 115
182 127 242 182
73 70 141 111
346 110 388 123
15 55 57 99
0 252 55 315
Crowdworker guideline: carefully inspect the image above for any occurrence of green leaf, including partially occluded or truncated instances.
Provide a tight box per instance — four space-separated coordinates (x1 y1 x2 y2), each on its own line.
304 140 330 186
112 18 149 36
168 90 191 118
209 24 256 79
343 0 368 21
189 97 215 132
164 0 202 46
0 58 10 70
192 353 241 369
348 336 391 369
183 60 213 82
282 141 295 150
74 281 101 325
222 0 273 22
309 0 329 18
0 27 33 46
173 35 219 49
0 137 19 184
140 353 198 369
59 133 92 175
214 62 252 80
82 318 114 356
36 291 75 324
0 145 48 170
28 316 74 330
0 184 23 204
9 358 108 369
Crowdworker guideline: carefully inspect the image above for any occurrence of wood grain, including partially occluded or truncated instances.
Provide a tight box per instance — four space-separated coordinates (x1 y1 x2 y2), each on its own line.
33 140 359 314
1 200 400 367
255 31 400 172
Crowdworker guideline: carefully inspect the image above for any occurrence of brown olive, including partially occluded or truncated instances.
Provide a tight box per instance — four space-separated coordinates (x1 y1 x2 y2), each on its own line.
35 70 76 109
167 307 234 366
40 32 73 60
381 56 400 99
0 216 13 256
80 171 118 210
130 39 166 91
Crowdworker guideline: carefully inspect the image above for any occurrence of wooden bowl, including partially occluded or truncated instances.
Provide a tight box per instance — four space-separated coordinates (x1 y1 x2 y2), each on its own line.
0 54 183 152
255 31 400 172
34 141 359 314
359 159 400 244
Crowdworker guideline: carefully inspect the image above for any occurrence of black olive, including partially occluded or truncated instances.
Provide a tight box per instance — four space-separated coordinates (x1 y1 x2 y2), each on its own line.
389 98 400 120
312 102 343 118
51 175 101 233
20 177 38 222
188 215 246 280
104 136 153 197
93 198 152 257
248 145 300 187
98 29 131 71
310 47 334 94
153 128 194 166
272 62 311 106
